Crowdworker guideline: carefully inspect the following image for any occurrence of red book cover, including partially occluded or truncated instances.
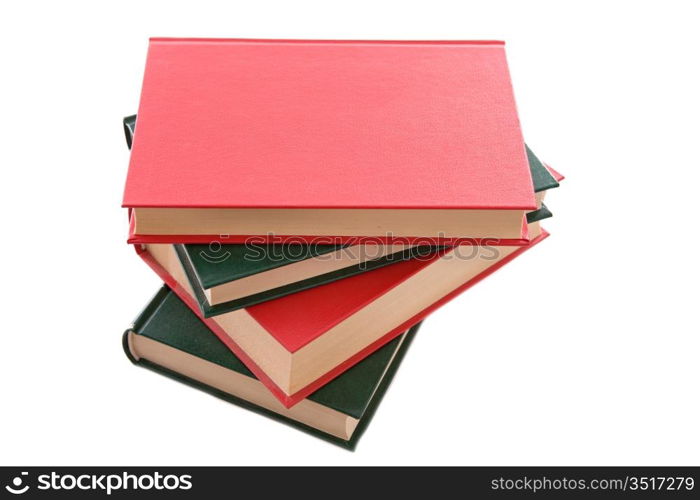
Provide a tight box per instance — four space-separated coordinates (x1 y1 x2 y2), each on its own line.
123 38 536 243
545 163 565 182
136 229 548 408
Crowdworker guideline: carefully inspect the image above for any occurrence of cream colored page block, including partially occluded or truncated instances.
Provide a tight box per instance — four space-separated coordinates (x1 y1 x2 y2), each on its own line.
130 333 356 440
288 244 520 393
143 244 294 394
134 208 526 238
213 309 294 394
144 244 197 297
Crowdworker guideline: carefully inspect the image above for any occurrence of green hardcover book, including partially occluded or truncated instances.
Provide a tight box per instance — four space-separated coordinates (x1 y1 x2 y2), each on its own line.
527 144 560 194
123 115 556 317
124 285 420 449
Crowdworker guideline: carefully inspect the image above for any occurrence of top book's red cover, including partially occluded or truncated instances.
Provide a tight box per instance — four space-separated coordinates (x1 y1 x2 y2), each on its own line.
123 38 535 211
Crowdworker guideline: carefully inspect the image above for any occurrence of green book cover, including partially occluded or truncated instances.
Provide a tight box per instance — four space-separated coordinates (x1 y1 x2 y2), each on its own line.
124 285 420 450
527 144 559 192
526 203 553 224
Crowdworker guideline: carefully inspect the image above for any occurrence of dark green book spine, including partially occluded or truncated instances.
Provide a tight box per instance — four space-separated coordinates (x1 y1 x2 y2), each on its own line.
526 145 559 192
123 114 136 149
526 203 553 224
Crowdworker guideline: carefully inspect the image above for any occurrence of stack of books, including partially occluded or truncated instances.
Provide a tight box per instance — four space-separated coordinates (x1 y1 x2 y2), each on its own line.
121 38 563 449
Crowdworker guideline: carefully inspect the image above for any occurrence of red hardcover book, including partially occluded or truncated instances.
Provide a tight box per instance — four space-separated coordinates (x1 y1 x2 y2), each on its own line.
545 163 565 182
123 38 536 245
136 224 548 407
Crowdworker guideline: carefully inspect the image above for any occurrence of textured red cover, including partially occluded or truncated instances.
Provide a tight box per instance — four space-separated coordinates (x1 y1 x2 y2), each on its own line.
135 231 548 407
250 251 445 352
123 38 535 211
545 163 565 182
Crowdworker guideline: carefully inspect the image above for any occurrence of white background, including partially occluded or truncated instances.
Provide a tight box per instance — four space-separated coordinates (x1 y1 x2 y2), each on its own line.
1 0 698 466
